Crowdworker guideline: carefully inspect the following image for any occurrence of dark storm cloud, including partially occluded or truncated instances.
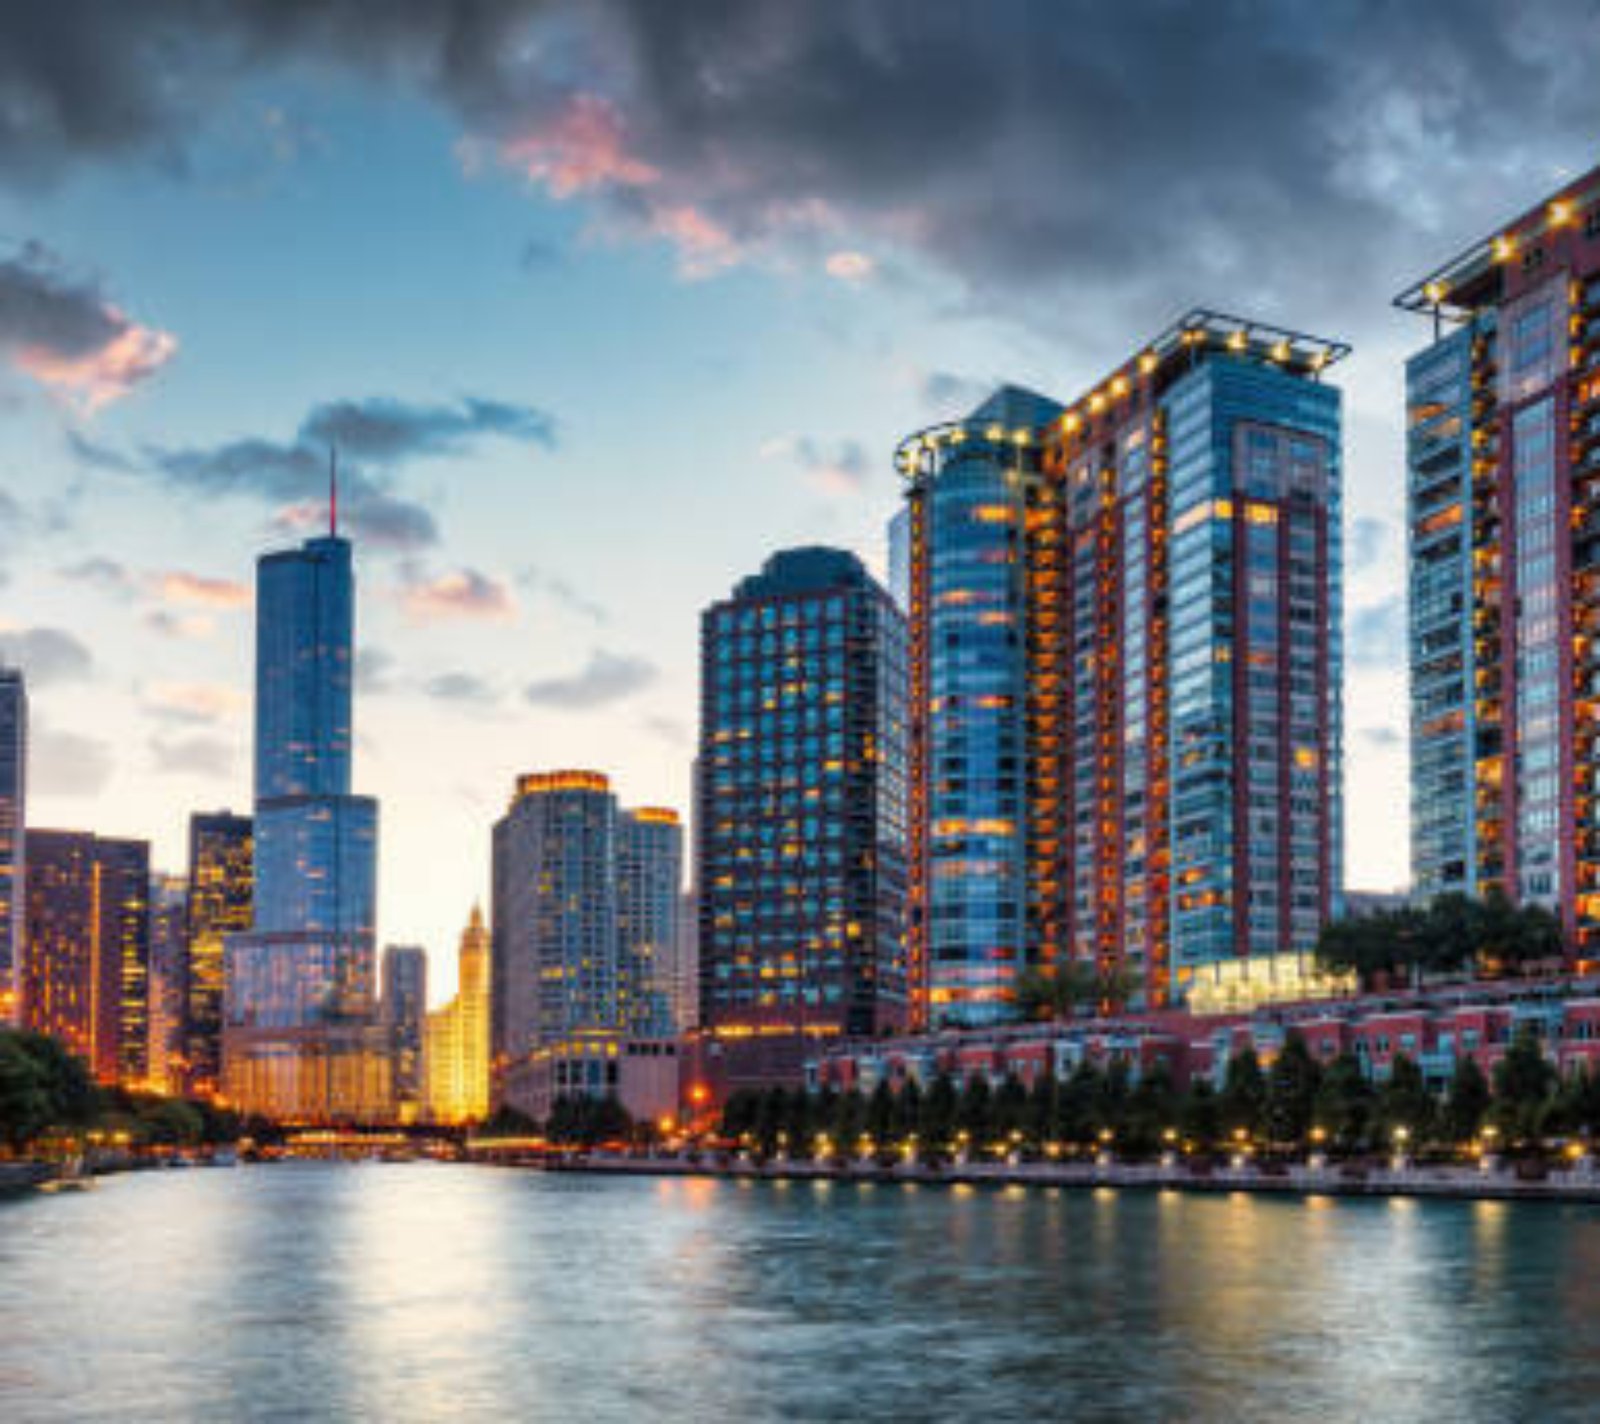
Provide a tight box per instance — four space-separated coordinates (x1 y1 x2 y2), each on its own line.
98 394 554 552
524 649 658 710
3 3 1596 331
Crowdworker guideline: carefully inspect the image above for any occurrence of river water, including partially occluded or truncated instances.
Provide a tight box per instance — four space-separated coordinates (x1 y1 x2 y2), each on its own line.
2 1163 1599 1421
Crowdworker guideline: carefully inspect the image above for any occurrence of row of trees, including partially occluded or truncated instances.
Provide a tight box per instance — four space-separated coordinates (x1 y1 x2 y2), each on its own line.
0 1029 242 1155
1314 890 1564 989
719 1030 1586 1162
480 1095 636 1146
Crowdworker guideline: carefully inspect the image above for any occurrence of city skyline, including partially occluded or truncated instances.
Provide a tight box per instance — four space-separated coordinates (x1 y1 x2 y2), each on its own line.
0 7 1597 1001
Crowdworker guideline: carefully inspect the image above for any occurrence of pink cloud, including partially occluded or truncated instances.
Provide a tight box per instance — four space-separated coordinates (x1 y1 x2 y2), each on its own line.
501 94 660 198
825 250 875 282
400 568 515 625
156 570 251 610
15 314 177 412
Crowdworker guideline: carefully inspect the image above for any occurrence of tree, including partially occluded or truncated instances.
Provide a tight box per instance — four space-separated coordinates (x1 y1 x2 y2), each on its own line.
1491 1029 1556 1144
1312 1052 1373 1151
1178 1079 1221 1152
918 1074 958 1157
956 1076 993 1150
1264 1034 1322 1149
866 1080 896 1145
992 1074 1029 1143
1025 1071 1058 1150
1012 962 1099 1022
1440 1056 1491 1145
1375 1054 1434 1145
0 1030 100 1152
1124 1067 1177 1156
1219 1048 1267 1139
1055 1062 1101 1147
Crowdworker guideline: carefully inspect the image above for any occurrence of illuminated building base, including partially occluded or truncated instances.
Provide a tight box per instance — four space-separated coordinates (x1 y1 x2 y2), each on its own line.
223 1023 393 1125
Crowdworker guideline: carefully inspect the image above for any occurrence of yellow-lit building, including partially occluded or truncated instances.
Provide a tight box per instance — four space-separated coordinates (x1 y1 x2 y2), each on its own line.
424 905 490 1125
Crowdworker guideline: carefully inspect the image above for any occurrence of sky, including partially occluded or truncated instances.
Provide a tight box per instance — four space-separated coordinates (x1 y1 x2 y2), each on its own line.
0 2 1596 1002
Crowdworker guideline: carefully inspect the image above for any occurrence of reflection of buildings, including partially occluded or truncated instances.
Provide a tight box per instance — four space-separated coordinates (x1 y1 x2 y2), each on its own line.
223 523 388 1122
1398 165 1600 953
492 771 684 1119
184 811 252 1098
424 907 490 1125
22 830 150 1085
383 944 427 1123
695 548 908 1092
0 666 24 1025
898 314 1346 1028
146 872 188 1095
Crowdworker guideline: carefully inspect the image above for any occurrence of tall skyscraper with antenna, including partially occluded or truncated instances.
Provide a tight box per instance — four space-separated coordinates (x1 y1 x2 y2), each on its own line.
222 461 389 1121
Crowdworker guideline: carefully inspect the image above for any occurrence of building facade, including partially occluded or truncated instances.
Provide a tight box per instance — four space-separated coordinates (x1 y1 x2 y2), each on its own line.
146 872 188 1095
899 311 1346 1027
0 667 23 1025
183 811 252 1099
424 906 491 1125
382 944 428 1122
224 529 387 1122
1399 165 1600 955
617 807 683 1039
696 548 909 1088
21 830 150 1085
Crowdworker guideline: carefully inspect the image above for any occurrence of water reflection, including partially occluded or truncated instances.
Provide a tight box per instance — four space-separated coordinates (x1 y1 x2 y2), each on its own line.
3 1167 1600 1421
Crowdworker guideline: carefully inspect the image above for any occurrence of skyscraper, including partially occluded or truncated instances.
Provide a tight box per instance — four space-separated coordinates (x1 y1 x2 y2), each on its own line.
492 771 621 1115
146 872 188 1096
0 666 23 1025
22 830 150 1085
899 311 1346 1025
183 811 252 1099
617 807 683 1039
224 523 386 1122
382 944 427 1123
1399 165 1600 951
424 906 491 1126
696 548 908 1089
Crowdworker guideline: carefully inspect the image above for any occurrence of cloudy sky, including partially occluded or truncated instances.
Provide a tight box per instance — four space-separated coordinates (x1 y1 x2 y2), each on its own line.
0 2 1596 999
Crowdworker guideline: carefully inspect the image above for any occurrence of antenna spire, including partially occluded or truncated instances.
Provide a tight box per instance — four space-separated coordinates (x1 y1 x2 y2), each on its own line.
329 445 339 538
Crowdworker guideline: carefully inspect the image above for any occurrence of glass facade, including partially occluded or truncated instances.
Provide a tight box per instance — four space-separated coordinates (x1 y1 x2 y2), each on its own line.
183 811 252 1098
617 809 684 1039
1399 164 1600 951
224 533 386 1122
902 316 1345 1024
696 548 908 1071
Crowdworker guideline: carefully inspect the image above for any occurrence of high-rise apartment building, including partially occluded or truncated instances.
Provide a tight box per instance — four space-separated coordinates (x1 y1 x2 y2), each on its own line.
696 548 908 1088
1399 165 1600 951
382 943 427 1122
0 666 23 1025
146 872 188 1095
424 906 491 1125
21 830 150 1084
183 811 252 1098
899 311 1346 1026
224 524 387 1122
491 771 683 1117
617 807 683 1039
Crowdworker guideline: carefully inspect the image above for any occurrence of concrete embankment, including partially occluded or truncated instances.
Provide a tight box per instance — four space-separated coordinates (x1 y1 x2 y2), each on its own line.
516 1154 1600 1205
0 1162 55 1195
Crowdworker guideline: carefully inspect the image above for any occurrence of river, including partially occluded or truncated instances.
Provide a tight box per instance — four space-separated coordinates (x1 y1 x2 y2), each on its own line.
3 1163 1599 1421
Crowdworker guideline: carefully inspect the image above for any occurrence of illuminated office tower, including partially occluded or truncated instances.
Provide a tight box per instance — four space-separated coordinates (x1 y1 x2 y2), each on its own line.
492 772 621 1114
424 906 491 1125
382 944 427 1122
146 872 188 1095
1398 165 1600 952
900 311 1346 1025
696 548 908 1088
21 830 150 1084
224 521 386 1122
617 807 683 1038
183 811 252 1098
0 666 22 1024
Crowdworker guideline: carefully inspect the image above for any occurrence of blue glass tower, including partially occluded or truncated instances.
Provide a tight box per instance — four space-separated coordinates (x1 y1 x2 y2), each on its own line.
224 528 384 1122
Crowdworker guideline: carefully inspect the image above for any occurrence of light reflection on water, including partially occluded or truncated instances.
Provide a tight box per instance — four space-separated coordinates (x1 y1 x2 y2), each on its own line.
3 1164 1600 1422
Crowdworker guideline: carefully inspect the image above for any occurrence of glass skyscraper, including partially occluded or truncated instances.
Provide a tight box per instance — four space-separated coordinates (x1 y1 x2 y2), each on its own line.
1398 165 1600 952
183 810 252 1098
0 666 23 1025
900 312 1346 1025
696 548 908 1089
617 807 684 1040
224 531 386 1122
